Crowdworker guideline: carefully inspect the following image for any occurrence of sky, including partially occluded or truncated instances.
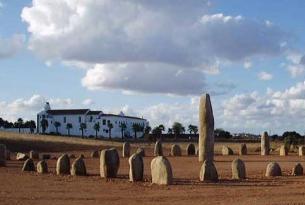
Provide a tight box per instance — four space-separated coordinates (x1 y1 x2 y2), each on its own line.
1 0 305 135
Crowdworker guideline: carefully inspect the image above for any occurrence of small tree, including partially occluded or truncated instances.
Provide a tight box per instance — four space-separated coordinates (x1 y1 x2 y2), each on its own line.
172 122 184 140
28 120 36 133
54 121 61 135
144 125 151 134
40 119 48 134
79 123 87 138
188 124 198 134
93 122 100 139
66 123 73 136
17 118 23 133
119 122 127 140
107 122 113 139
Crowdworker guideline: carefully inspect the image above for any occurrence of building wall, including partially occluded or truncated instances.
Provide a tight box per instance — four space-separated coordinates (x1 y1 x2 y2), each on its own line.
37 111 148 138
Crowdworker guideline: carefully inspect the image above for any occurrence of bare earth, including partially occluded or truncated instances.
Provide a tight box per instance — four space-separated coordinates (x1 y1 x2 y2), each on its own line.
1 133 305 205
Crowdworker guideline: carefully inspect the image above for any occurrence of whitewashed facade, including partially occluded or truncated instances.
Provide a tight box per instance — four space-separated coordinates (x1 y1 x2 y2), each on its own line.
36 102 148 138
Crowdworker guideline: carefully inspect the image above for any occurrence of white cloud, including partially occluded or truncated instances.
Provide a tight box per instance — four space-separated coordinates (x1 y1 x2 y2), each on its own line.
244 60 252 69
258 71 273 81
0 34 25 59
287 64 305 78
82 98 94 106
22 0 288 95
285 51 305 78
221 81 305 133
81 63 207 95
0 95 73 121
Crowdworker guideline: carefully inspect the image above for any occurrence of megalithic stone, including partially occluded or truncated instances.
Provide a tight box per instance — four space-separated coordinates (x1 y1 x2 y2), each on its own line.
261 131 270 156
199 94 215 162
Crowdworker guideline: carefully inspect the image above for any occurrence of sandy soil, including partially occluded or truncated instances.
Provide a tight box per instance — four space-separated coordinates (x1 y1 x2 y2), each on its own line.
1 145 305 205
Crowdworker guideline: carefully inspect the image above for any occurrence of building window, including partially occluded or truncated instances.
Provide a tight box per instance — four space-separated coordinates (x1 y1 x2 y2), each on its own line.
107 120 110 124
103 119 106 125
90 116 93 122
63 117 66 123
79 116 81 123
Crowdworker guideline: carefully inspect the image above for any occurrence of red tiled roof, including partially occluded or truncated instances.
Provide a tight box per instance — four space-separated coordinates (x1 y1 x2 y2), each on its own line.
47 109 89 115
100 114 144 120
87 111 102 115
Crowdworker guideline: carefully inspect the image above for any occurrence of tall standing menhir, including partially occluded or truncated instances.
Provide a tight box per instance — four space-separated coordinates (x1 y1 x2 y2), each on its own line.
198 93 215 162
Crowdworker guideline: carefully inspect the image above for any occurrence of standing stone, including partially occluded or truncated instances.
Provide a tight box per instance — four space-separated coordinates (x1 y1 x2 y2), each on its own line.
154 140 163 156
170 144 182 156
56 154 70 175
129 153 144 182
232 158 246 179
186 143 196 156
265 162 282 177
136 148 145 157
299 146 305 156
222 146 234 156
29 150 39 160
0 144 6 166
280 145 288 156
91 150 99 158
151 156 173 185
100 148 120 178
37 160 48 174
239 144 247 155
199 94 214 162
261 132 270 156
292 163 303 176
123 142 131 158
22 159 35 172
16 153 29 161
71 157 87 176
199 160 218 181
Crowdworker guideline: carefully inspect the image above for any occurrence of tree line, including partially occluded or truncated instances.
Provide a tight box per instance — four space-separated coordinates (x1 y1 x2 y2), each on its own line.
0 117 36 133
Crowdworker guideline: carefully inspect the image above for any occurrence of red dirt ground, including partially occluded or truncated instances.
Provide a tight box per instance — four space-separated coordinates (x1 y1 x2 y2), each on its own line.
1 147 305 205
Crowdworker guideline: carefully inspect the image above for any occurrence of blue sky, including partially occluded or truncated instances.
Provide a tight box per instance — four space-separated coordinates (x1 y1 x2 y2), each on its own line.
1 0 305 135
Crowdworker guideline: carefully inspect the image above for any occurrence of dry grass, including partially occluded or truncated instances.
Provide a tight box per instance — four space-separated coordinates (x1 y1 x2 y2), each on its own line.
0 131 123 152
0 131 285 155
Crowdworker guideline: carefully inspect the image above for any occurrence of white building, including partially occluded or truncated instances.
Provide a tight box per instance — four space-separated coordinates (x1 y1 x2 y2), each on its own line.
37 102 148 138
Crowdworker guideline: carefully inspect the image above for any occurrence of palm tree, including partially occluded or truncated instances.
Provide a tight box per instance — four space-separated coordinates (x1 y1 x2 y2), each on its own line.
40 119 48 134
107 122 113 139
93 122 100 139
27 120 36 134
17 118 23 133
152 126 162 140
132 123 141 140
158 124 165 132
172 122 184 140
119 122 127 140
167 128 173 134
188 124 198 134
158 124 165 140
79 123 87 138
66 123 72 136
54 121 61 135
